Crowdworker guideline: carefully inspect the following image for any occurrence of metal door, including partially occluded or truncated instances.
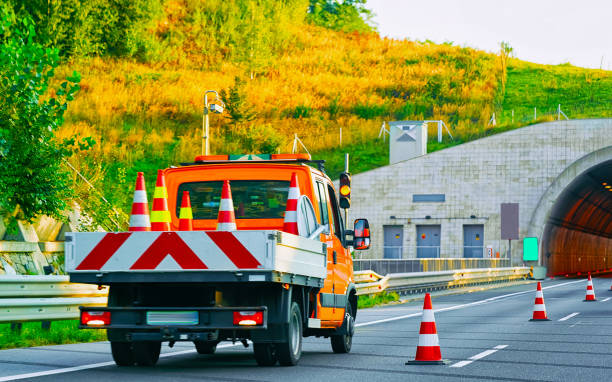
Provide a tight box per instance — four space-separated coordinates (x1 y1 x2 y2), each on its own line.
383 226 403 259
416 225 441 258
463 225 484 258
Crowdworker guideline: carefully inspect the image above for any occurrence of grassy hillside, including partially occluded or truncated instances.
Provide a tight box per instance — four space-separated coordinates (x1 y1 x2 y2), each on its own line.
22 1 608 229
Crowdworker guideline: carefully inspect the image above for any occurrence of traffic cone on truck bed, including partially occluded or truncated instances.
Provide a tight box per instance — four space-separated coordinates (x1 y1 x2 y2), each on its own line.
584 273 596 301
406 293 447 365
530 282 550 321
178 191 193 231
151 170 171 231
282 172 300 235
129 172 151 231
217 180 237 231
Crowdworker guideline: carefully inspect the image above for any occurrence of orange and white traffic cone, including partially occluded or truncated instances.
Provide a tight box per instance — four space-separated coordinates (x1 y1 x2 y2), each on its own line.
282 172 300 235
150 170 171 231
128 172 151 231
178 191 193 231
217 180 237 231
529 282 550 321
406 293 446 365
584 273 596 301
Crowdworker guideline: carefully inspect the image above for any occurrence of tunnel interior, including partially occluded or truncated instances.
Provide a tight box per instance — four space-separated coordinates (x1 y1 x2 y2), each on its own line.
543 159 612 275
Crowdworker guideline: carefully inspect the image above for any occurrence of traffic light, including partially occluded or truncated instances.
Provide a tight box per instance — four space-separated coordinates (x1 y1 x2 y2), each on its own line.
339 172 351 209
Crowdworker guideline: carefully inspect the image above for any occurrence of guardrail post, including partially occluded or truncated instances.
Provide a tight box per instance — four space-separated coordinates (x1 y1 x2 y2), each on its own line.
10 323 22 333
41 321 52 331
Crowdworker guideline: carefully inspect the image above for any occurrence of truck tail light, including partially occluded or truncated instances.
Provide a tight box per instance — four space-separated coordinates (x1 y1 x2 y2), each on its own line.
81 311 111 326
233 311 263 326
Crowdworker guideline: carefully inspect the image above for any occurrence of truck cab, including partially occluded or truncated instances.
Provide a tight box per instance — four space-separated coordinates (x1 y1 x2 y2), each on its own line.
68 154 370 367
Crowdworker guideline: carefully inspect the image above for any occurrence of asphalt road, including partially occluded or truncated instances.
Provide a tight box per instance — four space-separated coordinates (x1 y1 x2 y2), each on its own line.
2 277 612 382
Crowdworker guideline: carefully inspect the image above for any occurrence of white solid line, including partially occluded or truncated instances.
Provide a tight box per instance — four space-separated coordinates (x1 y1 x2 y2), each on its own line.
356 279 585 328
558 312 580 321
601 297 611 302
469 349 498 360
0 343 241 382
494 344 508 350
450 360 473 368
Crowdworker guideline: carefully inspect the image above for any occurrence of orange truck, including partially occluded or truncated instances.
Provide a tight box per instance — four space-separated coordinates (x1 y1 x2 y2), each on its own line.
66 154 370 367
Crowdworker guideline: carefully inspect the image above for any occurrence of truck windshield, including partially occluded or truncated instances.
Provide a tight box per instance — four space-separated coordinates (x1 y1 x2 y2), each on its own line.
177 180 290 219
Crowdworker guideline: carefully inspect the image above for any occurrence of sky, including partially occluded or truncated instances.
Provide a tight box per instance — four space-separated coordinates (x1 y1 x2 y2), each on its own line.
366 0 612 70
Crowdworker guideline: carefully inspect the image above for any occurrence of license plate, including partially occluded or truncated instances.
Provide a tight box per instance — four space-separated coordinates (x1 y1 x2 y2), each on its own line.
146 311 199 325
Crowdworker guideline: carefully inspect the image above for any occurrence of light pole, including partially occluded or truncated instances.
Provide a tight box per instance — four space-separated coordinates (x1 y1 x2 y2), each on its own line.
202 90 225 156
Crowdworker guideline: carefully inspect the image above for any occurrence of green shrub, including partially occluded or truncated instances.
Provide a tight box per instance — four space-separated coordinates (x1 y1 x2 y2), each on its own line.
351 103 389 119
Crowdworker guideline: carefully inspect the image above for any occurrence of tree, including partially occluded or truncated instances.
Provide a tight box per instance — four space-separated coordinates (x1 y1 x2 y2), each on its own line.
307 0 375 33
220 76 257 130
0 9 85 223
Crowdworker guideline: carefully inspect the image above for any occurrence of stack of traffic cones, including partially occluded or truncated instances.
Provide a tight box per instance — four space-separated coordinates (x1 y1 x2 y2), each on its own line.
406 293 446 365
584 273 596 301
129 172 151 231
217 180 237 231
282 172 300 235
151 170 171 231
178 191 193 231
530 282 550 321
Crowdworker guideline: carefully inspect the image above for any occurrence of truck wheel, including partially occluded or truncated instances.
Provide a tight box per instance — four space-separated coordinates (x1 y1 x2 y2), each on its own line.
254 343 277 366
133 341 161 366
194 341 218 355
110 342 134 366
331 302 355 354
277 302 303 366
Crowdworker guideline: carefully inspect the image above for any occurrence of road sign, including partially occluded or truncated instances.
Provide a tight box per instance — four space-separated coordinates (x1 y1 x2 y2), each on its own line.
523 237 538 261
500 203 519 240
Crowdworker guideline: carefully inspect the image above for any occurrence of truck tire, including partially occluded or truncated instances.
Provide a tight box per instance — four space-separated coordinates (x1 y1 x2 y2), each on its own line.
331 301 355 354
277 302 303 366
133 341 161 366
110 342 134 366
194 341 218 355
253 343 278 366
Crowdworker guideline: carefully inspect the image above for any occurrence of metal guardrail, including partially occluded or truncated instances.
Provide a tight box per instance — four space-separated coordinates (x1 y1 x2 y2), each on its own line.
354 267 531 295
0 276 108 323
354 258 511 274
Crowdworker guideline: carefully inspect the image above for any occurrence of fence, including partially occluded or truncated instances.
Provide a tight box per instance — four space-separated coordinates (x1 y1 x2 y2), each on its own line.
354 258 511 275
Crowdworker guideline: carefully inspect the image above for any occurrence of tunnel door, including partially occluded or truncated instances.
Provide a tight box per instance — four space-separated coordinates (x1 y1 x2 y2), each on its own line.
463 224 484 258
416 225 441 258
383 225 403 259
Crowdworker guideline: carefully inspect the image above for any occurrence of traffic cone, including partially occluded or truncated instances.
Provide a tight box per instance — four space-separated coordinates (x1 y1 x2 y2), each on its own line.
584 273 596 301
150 170 171 231
529 282 550 321
178 191 193 231
282 172 300 235
406 293 446 365
128 172 151 231
217 180 237 231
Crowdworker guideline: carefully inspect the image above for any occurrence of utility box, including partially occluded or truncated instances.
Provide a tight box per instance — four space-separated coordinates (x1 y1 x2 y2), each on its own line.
389 120 427 165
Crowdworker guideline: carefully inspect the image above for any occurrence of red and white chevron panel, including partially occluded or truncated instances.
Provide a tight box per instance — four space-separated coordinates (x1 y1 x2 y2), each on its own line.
67 231 270 272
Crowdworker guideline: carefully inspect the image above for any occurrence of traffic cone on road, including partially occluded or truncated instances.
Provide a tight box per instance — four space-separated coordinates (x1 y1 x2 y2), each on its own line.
282 172 300 235
128 172 151 231
178 191 193 231
406 293 446 365
151 170 171 231
216 180 237 231
529 282 550 321
584 273 597 301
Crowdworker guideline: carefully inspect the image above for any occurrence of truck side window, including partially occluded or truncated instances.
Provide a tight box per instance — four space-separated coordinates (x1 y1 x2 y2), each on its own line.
327 184 343 241
316 181 329 226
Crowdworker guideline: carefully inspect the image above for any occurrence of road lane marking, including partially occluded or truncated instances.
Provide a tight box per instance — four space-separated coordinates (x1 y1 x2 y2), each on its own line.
601 297 611 302
450 344 508 368
558 312 580 321
0 344 238 382
356 279 585 328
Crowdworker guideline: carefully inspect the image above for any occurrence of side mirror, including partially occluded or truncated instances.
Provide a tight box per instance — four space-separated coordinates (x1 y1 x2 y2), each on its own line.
353 218 370 250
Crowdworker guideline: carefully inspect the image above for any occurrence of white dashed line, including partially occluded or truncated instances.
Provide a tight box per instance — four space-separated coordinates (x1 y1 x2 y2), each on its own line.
601 297 611 302
558 312 580 321
450 344 508 368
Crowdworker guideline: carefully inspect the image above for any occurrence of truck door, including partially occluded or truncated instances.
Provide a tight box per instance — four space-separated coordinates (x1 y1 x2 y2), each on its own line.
314 181 344 323
326 183 351 316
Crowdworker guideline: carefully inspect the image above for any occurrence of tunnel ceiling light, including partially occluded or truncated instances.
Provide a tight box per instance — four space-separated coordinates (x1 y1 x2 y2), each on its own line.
603 182 608 186
606 185 611 189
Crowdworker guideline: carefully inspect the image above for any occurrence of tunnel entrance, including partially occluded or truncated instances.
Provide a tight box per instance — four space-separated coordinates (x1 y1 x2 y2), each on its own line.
543 159 612 276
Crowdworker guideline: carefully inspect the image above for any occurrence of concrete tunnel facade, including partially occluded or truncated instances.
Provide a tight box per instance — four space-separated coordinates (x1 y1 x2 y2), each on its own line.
348 119 612 275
